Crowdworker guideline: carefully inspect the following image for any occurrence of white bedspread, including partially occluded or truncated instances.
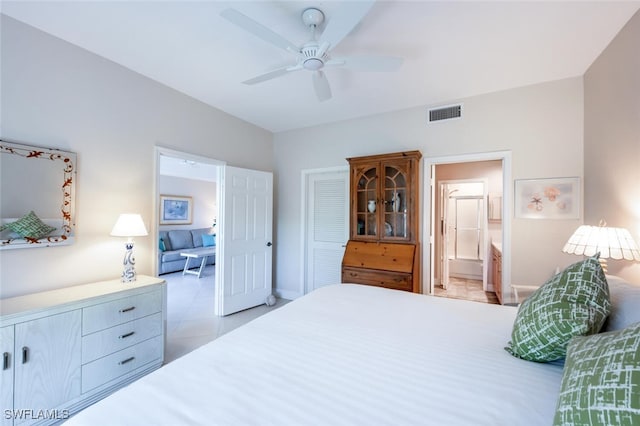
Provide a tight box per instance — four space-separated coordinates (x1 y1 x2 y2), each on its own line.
66 284 563 425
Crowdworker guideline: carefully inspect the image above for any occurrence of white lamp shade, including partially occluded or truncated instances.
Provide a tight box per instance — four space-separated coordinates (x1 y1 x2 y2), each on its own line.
110 214 148 237
562 225 640 261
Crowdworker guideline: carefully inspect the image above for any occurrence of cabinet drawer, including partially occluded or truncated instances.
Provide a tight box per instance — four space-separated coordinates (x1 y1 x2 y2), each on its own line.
83 290 162 335
82 313 163 364
342 267 412 292
82 335 163 393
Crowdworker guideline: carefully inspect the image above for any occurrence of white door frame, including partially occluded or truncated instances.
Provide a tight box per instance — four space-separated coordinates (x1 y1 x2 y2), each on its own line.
423 151 512 302
299 166 349 297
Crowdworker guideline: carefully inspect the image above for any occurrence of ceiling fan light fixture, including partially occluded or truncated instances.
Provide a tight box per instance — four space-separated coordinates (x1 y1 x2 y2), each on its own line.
303 58 324 71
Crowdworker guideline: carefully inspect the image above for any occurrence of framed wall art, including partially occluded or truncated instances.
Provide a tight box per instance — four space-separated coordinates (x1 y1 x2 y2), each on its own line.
514 177 580 219
160 195 192 225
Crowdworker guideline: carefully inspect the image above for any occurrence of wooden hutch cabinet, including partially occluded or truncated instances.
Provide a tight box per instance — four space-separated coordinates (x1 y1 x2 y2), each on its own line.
341 151 422 293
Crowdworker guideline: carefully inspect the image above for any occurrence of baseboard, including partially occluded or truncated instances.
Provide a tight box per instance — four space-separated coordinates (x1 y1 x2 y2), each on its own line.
274 289 302 300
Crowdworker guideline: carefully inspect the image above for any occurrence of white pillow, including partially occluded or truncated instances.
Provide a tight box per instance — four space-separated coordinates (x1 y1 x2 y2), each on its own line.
602 275 640 332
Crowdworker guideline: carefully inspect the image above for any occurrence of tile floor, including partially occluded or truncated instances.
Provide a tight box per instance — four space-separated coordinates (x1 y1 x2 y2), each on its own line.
433 277 500 305
163 265 289 363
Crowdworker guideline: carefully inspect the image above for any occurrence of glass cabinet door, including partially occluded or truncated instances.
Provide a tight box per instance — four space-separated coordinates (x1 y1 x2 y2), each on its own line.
383 161 410 240
355 165 378 238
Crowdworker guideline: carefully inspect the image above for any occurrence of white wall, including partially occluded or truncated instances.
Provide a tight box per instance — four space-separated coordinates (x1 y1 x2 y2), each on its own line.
584 10 640 284
273 78 585 298
0 16 273 298
158 175 216 231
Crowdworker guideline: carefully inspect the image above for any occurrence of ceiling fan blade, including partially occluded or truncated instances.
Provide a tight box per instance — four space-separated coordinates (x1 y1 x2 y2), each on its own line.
319 1 375 52
242 65 302 85
312 71 332 102
221 9 299 54
327 56 404 72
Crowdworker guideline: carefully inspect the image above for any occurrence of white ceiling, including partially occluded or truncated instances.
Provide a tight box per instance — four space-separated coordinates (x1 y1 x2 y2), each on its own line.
159 155 218 182
3 1 639 133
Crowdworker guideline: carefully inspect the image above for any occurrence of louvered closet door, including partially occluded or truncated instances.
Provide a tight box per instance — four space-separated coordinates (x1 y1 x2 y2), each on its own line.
306 170 349 293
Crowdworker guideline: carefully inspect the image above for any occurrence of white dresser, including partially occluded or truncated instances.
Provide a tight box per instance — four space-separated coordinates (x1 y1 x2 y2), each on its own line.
0 276 166 426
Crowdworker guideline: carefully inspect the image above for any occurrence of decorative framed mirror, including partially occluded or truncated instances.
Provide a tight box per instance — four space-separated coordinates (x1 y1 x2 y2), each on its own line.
0 140 76 249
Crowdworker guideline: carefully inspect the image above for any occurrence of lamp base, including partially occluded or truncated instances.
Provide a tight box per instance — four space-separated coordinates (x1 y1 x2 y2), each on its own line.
598 258 608 274
121 242 137 283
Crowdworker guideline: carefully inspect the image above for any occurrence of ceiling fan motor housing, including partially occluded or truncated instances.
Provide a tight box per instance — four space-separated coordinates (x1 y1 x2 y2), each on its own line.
301 44 327 70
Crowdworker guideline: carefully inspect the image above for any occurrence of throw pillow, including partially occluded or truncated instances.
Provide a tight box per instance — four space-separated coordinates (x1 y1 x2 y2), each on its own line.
505 256 611 362
159 238 166 252
4 211 57 239
202 233 216 247
553 322 640 425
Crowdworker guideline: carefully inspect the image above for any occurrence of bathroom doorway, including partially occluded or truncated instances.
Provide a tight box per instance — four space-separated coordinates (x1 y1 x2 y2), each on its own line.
425 154 509 305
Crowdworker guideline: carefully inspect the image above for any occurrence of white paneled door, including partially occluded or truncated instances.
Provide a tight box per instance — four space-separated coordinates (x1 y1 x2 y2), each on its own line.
305 169 349 294
216 166 273 316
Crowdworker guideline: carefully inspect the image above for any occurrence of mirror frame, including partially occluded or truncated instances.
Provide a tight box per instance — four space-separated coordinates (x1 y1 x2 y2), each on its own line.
0 140 76 249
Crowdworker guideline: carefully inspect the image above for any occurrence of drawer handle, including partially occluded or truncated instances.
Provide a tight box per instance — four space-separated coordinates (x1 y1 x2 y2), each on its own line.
118 356 135 365
119 306 136 313
119 331 135 339
22 347 28 364
3 352 9 370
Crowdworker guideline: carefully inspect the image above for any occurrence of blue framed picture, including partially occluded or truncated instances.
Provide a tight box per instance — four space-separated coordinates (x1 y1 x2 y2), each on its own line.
160 195 192 225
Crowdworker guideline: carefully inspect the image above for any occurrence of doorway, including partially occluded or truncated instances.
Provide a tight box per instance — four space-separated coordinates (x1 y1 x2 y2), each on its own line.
424 152 512 304
154 147 274 316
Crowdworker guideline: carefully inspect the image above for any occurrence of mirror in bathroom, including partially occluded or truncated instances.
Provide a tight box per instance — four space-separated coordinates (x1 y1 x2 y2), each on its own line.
488 193 502 222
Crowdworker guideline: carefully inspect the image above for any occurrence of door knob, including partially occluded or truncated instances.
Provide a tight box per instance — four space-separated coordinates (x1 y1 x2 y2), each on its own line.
266 242 272 247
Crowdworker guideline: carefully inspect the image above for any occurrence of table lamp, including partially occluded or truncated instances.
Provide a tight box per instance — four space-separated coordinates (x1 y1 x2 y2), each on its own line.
110 213 148 282
562 221 640 273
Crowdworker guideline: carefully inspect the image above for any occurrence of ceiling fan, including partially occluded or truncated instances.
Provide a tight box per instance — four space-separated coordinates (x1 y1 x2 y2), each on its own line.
221 2 403 102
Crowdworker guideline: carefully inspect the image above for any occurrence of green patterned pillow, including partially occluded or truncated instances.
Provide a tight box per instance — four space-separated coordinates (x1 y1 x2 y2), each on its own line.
505 256 610 362
554 322 640 425
4 211 56 239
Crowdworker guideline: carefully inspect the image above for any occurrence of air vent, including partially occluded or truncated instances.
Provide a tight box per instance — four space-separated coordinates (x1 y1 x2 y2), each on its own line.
428 104 462 123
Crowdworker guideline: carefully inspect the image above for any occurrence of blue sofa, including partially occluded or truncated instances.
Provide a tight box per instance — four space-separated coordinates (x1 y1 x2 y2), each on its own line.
158 227 216 274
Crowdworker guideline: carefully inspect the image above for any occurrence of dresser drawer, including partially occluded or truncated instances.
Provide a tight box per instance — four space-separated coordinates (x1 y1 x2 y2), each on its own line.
83 289 162 335
82 335 163 393
82 313 163 364
342 267 413 292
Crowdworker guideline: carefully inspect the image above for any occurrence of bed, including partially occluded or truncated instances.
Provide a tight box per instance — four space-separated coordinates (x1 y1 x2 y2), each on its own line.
67 257 640 426
66 283 569 425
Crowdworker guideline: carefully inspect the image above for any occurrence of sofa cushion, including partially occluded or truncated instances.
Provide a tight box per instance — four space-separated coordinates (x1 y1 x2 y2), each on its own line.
190 227 214 248
159 231 172 251
167 230 194 251
161 251 185 263
202 234 216 247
